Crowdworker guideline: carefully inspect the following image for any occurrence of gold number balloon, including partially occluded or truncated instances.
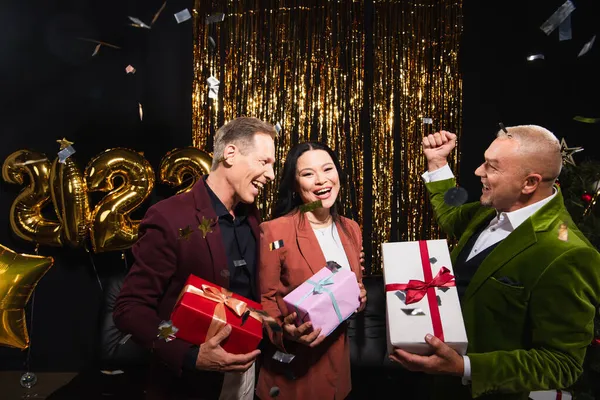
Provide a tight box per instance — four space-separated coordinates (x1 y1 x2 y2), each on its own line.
49 153 91 248
2 150 63 247
0 243 54 349
85 148 155 253
159 147 212 194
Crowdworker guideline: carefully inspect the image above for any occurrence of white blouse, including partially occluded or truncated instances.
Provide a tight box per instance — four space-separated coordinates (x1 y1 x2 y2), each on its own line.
312 223 351 271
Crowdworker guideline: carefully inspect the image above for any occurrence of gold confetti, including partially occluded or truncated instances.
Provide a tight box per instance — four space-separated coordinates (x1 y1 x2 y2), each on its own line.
78 37 121 49
157 320 178 341
178 225 193 240
558 223 568 241
56 138 74 150
138 103 143 121
125 65 136 74
573 116 600 124
198 216 214 238
299 200 323 213
151 1 168 25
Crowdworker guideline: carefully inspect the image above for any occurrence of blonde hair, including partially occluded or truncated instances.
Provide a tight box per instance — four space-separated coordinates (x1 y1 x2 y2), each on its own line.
496 125 562 182
211 117 277 170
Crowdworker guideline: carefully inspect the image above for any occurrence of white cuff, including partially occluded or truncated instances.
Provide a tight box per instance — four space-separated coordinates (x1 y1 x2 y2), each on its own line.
421 164 455 183
461 355 471 385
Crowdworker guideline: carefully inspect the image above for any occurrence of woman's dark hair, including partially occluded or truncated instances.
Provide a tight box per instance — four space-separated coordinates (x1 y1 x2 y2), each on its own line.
273 142 347 221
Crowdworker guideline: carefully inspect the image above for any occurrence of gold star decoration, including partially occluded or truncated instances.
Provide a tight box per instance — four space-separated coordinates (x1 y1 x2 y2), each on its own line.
558 223 569 242
0 243 54 349
198 216 215 238
178 225 194 240
157 320 178 342
56 138 74 150
560 138 584 167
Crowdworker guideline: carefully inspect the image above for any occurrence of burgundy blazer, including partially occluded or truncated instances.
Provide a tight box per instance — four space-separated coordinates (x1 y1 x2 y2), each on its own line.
113 178 261 400
256 212 363 400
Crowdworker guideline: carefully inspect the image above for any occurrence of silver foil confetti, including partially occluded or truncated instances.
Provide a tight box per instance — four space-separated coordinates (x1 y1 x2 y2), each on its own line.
402 308 426 316
422 117 433 124
58 146 76 164
118 333 132 345
429 257 437 264
275 122 282 134
128 16 151 29
233 259 247 267
174 9 192 24
395 290 406 304
138 103 144 121
272 351 295 364
157 320 178 342
437 295 442 306
208 86 219 99
540 1 576 36
207 76 220 87
578 35 596 58
527 54 545 61
206 12 225 24
125 65 136 74
208 36 216 48
15 158 49 167
270 240 284 250
558 15 572 41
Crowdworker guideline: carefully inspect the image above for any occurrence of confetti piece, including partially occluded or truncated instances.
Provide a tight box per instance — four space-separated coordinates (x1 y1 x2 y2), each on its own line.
578 35 596 58
540 1 575 36
56 138 74 150
157 320 178 342
299 200 323 213
527 54 545 61
558 15 572 41
58 146 76 164
174 9 192 24
206 12 225 24
92 43 101 57
272 351 295 363
128 16 151 29
208 36 216 48
198 216 214 238
118 334 132 345
125 65 136 74
401 308 426 316
444 187 469 207
138 103 144 121
422 117 433 124
573 116 600 124
208 86 219 99
233 259 247 267
178 225 193 240
207 76 220 87
270 240 284 251
269 386 281 397
429 257 437 264
275 122 282 134
78 37 122 49
151 1 167 26
498 122 508 134
14 159 49 167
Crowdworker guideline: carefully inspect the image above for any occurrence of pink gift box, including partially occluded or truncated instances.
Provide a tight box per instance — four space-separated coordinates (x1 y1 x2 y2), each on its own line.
283 265 360 337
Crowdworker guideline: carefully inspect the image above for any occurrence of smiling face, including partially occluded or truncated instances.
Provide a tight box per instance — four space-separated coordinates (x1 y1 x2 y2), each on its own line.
474 137 528 212
295 149 340 209
227 132 276 204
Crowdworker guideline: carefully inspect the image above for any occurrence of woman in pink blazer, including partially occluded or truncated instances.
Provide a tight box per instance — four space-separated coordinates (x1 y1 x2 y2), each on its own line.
256 142 367 400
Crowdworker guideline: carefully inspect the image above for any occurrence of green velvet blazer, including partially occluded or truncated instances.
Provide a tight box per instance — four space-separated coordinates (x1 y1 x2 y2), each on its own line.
426 178 600 399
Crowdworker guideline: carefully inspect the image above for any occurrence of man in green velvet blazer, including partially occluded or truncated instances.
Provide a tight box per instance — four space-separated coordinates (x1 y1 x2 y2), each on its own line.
389 125 600 399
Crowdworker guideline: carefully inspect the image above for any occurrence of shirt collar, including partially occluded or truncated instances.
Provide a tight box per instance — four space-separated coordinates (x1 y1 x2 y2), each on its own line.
495 188 557 231
204 176 248 220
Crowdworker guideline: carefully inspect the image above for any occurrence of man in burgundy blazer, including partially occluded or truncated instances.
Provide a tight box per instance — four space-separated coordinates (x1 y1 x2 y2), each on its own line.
113 117 277 399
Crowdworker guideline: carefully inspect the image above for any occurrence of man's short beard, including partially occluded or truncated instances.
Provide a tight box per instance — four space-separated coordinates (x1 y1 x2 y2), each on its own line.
480 197 493 207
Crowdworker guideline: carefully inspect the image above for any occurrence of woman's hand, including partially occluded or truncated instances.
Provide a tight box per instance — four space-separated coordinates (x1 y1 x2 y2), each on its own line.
282 312 327 348
357 282 367 312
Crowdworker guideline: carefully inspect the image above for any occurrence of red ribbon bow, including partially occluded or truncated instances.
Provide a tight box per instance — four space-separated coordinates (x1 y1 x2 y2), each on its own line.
385 266 456 305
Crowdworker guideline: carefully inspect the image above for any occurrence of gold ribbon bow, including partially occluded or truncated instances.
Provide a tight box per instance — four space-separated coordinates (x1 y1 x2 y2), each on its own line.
182 284 262 340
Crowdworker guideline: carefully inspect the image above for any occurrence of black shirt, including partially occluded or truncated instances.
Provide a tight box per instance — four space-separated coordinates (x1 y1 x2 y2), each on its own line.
204 180 257 302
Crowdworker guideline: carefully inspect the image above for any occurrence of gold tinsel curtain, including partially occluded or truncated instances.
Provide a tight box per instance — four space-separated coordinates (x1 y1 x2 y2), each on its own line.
192 0 462 274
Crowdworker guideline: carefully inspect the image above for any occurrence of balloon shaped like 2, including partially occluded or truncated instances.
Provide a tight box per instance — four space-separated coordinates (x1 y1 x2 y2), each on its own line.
85 148 155 253
2 150 63 247
159 147 212 194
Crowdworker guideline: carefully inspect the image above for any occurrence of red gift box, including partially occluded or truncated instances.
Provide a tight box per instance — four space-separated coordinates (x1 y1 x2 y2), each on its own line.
170 274 264 354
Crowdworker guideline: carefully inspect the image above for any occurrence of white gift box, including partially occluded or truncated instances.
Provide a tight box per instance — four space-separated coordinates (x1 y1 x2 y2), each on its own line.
382 239 468 355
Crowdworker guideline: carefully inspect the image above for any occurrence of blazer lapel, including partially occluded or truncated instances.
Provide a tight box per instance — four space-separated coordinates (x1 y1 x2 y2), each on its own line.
248 207 261 294
451 208 496 264
295 213 326 275
463 218 537 302
192 180 229 288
